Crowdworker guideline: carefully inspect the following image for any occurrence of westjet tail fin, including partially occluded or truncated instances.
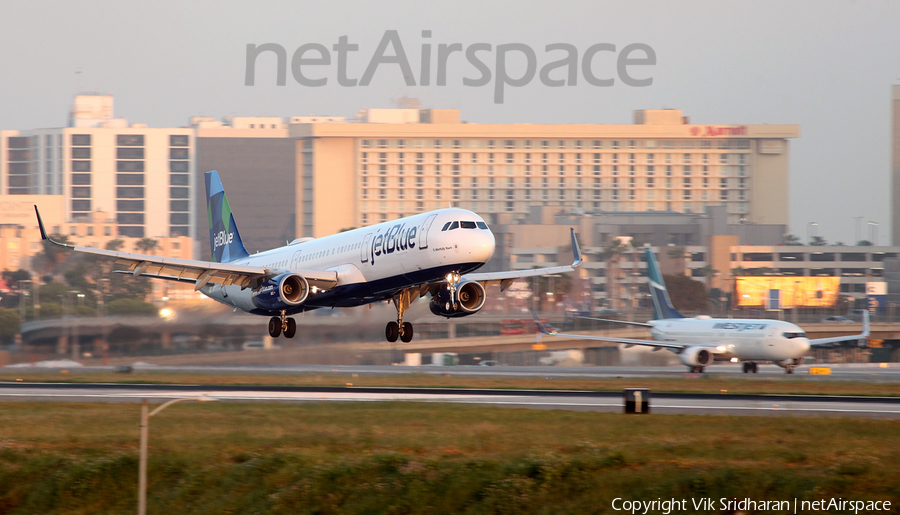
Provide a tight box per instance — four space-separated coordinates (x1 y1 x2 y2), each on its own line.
645 247 685 320
205 170 250 263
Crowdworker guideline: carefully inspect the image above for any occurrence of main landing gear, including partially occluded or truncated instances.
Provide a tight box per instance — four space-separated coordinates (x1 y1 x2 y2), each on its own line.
385 289 418 343
268 310 296 338
742 362 759 374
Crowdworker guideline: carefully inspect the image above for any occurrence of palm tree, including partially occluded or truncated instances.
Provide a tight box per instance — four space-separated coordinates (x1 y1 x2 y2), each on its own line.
105 239 125 251
699 264 718 291
134 238 159 254
598 238 630 311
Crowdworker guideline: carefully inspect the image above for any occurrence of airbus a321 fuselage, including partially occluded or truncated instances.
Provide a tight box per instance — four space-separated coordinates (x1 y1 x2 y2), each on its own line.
537 248 869 374
35 170 582 343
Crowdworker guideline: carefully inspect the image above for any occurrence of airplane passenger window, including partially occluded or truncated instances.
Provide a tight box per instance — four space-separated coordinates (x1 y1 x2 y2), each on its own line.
448 221 459 230
441 222 452 231
476 222 488 229
460 221 477 229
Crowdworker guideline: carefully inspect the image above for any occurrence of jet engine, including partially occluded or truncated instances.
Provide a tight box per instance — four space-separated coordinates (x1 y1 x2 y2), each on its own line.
678 346 713 368
429 280 487 318
252 273 309 311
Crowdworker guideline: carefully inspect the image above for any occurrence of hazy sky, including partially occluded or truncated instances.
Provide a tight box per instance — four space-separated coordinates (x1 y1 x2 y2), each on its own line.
2 0 899 244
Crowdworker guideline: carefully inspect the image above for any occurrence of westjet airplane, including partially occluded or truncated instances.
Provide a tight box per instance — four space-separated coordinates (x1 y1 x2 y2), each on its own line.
536 247 869 374
34 170 582 343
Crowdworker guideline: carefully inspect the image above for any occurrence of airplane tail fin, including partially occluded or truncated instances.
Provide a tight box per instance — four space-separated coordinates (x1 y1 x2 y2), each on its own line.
205 170 250 263
645 247 685 320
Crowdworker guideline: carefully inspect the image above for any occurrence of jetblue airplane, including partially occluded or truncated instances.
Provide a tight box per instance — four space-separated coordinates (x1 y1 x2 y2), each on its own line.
34 170 582 343
536 247 869 374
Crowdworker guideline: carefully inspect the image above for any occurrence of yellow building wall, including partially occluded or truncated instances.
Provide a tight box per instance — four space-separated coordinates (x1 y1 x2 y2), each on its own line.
309 138 357 237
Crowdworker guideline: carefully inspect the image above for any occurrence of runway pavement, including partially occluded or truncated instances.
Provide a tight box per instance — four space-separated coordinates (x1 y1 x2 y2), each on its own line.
2 382 900 419
7 362 900 380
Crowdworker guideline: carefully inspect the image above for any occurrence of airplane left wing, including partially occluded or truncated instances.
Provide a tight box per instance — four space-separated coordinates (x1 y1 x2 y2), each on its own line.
809 310 870 347
463 228 583 290
34 206 337 291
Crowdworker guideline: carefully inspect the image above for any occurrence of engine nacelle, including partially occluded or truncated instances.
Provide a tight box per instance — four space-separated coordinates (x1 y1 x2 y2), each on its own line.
679 346 713 368
252 273 309 311
429 280 487 318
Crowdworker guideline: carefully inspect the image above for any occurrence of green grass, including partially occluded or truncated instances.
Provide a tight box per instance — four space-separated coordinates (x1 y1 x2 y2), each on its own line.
1 401 899 514
4 369 900 397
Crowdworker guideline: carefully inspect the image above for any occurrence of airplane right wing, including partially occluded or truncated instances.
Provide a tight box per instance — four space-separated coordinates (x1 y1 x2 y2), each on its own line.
34 206 338 291
463 228 583 290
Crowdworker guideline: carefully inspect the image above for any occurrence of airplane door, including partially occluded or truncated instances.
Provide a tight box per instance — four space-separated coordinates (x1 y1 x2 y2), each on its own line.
418 214 437 249
360 233 372 263
291 251 301 269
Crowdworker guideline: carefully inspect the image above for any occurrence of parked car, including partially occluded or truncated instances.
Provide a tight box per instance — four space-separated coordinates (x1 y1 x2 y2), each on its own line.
478 360 500 367
821 316 854 323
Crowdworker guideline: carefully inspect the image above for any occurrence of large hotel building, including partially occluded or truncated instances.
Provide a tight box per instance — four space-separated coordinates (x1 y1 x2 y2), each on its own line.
290 108 799 239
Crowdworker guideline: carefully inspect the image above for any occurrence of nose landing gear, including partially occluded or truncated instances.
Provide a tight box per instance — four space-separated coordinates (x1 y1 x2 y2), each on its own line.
268 310 296 338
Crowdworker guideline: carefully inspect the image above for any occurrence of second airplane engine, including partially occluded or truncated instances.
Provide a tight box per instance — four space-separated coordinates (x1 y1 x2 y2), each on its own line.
678 346 713 368
252 273 309 311
430 280 487 318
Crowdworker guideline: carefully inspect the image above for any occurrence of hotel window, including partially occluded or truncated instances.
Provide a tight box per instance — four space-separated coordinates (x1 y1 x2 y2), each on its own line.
682 141 695 149
629 153 635 164
487 140 495 149
557 140 565 149
397 140 406 148
379 152 387 163
683 189 691 200
719 154 728 164
647 177 655 188
683 166 691 175
647 165 654 175
506 153 513 164
700 141 711 149
416 153 424 163
434 140 442 149
558 153 564 163
524 140 532 149
593 166 600 174
505 140 515 149
452 140 461 149
541 140 549 149
361 140 370 148
575 140 583 149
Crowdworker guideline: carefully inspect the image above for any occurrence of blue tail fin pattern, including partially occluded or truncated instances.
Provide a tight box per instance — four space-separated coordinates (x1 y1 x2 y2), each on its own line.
205 170 250 263
645 247 685 320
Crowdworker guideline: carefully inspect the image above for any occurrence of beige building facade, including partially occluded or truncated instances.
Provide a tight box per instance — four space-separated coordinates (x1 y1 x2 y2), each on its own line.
289 109 799 239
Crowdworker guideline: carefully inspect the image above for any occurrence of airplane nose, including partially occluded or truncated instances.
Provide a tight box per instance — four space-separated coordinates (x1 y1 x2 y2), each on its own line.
475 230 495 263
796 338 811 355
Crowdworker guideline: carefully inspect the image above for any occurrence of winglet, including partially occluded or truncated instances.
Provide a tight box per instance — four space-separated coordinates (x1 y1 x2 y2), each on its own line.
570 228 583 268
34 205 48 240
34 205 71 249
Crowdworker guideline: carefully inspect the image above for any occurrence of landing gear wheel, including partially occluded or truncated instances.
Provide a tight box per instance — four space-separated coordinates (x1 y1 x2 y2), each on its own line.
386 321 399 342
785 364 793 374
752 363 758 373
743 363 750 374
400 322 414 343
690 366 705 374
268 317 282 338
284 317 297 339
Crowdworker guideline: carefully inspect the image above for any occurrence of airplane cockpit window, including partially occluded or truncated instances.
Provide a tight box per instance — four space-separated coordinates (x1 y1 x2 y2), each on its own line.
782 332 807 339
476 221 488 229
441 221 452 231
460 221 477 229
448 221 460 230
